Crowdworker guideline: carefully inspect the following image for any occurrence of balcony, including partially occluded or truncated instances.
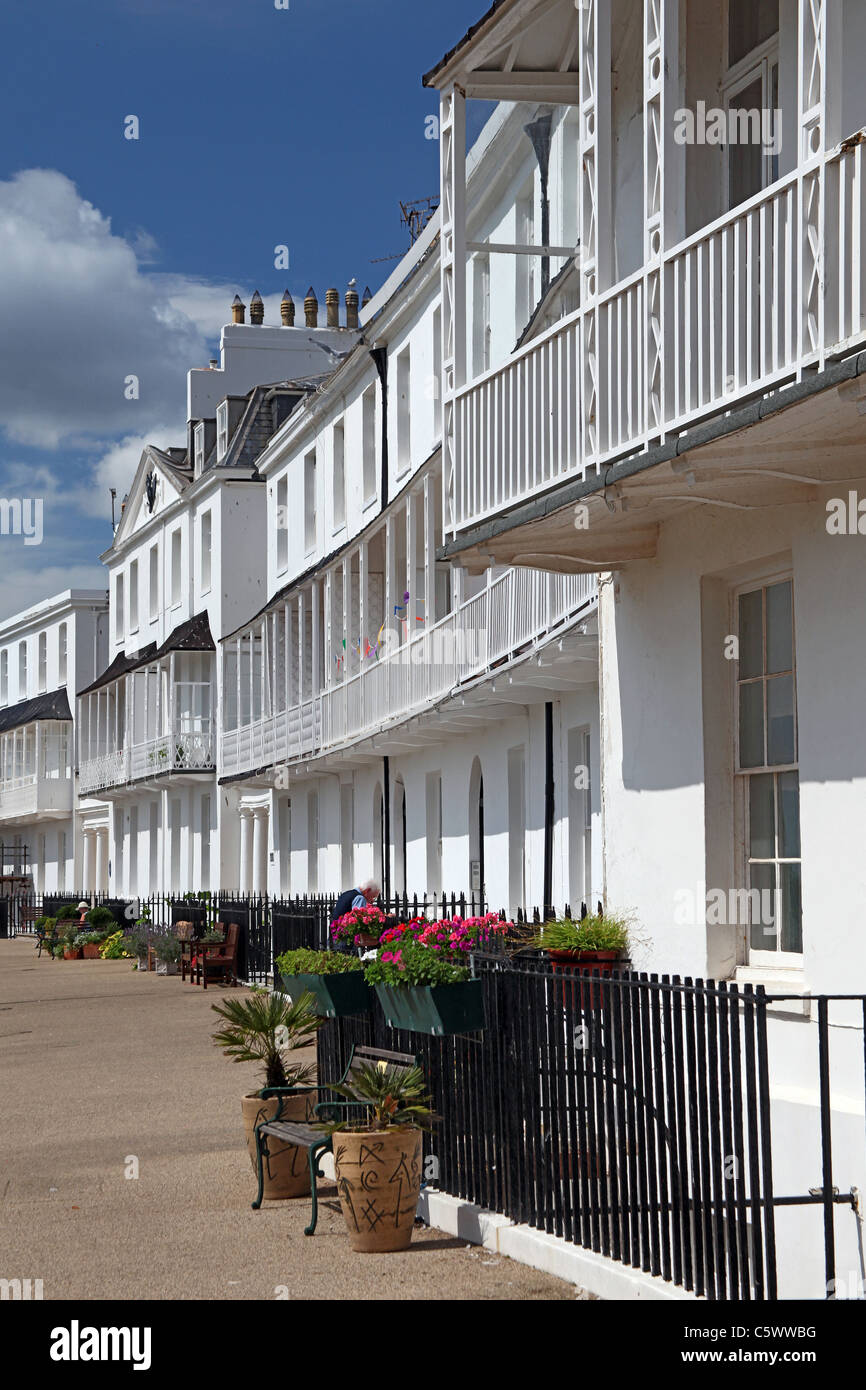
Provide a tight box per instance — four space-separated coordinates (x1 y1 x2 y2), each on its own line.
221 567 597 778
79 722 216 796
448 140 866 535
0 721 73 824
0 773 73 823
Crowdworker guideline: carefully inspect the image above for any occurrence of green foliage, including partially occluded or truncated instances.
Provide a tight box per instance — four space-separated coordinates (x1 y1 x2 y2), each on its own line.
85 905 116 929
56 904 81 920
318 1061 434 1134
364 936 470 988
153 934 181 964
211 990 322 1091
52 941 66 959
101 931 135 960
125 928 149 958
534 912 631 954
74 931 106 947
276 948 364 978
200 929 225 944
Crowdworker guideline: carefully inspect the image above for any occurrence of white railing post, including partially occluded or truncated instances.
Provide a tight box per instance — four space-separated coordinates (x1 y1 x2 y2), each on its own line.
440 84 466 535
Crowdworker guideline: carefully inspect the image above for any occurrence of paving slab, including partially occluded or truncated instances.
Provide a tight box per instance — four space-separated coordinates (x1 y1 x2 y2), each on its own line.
0 938 576 1300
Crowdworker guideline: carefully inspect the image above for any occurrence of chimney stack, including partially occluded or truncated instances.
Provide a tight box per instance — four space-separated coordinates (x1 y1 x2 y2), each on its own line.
280 290 295 326
345 286 359 330
326 287 340 328
304 286 318 328
250 289 264 325
231 294 246 324
362 285 373 308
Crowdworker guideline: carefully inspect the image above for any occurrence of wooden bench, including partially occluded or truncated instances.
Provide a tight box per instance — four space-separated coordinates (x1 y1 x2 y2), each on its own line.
251 1044 418 1235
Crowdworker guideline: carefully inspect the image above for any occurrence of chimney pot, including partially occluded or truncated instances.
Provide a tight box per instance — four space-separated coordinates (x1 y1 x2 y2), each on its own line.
345 286 360 330
280 290 295 327
304 286 318 328
231 294 246 325
250 290 264 325
209 358 219 368
325 287 340 328
362 285 373 307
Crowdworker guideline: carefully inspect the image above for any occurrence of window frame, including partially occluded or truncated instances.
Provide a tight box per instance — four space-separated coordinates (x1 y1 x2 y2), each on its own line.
732 570 803 966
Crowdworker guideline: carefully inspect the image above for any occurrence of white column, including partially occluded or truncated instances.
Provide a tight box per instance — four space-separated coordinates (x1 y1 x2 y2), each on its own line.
83 829 95 892
252 807 269 896
643 0 680 444
405 492 416 633
440 83 466 537
95 829 108 894
239 809 254 894
423 474 436 625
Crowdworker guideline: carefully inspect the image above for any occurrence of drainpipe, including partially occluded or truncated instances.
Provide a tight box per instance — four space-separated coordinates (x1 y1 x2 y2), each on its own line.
371 346 389 509
523 109 554 299
382 754 391 900
543 701 555 920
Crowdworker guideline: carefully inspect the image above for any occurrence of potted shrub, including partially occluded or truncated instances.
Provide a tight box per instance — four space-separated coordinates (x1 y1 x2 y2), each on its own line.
85 905 118 935
318 1060 434 1253
330 904 387 951
276 947 370 1018
76 931 107 960
534 912 632 1012
211 990 322 1200
153 934 181 976
364 915 507 1036
534 912 631 968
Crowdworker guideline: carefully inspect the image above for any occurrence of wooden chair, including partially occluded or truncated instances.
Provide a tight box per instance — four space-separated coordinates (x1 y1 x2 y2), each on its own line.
200 922 238 990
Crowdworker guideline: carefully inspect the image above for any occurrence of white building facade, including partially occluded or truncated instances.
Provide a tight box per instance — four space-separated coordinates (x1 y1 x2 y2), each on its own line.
424 0 866 1297
0 590 108 893
218 105 602 914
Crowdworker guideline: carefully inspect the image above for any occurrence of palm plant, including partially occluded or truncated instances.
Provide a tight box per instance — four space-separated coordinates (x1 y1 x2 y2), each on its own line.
320 1061 435 1133
211 990 322 1091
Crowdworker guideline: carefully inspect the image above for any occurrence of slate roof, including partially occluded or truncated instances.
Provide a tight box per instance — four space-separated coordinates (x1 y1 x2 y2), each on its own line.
202 379 327 475
0 688 73 734
78 613 215 697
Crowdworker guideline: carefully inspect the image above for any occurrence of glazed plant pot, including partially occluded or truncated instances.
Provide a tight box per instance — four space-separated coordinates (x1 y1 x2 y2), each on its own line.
242 1092 313 1200
155 960 179 976
333 1127 423 1252
280 971 371 1019
374 980 485 1036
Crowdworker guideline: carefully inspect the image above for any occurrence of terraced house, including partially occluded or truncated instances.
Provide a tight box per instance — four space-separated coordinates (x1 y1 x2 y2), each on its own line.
5 0 866 1301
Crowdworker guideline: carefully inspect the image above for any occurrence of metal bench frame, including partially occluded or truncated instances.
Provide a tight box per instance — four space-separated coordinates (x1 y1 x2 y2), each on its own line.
251 1043 417 1235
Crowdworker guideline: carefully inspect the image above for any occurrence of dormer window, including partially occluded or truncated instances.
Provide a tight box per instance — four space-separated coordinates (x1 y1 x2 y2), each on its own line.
216 402 228 461
194 422 206 475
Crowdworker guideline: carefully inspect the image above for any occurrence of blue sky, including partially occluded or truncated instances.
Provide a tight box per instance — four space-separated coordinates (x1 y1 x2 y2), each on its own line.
0 0 489 619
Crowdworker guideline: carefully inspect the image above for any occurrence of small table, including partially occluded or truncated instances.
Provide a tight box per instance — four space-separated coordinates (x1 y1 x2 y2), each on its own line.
181 936 224 985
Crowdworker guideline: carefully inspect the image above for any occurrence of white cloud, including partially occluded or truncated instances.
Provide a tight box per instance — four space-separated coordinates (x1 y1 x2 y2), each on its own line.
0 169 238 449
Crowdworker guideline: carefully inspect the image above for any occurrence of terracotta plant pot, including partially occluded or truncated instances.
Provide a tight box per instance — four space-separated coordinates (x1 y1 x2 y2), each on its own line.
356 932 380 949
333 1127 423 1252
82 944 102 959
241 1091 313 1200
548 949 621 1012
63 947 82 960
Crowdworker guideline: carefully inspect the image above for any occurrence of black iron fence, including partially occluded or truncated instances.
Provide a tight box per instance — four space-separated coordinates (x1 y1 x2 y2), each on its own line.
315 956 866 1302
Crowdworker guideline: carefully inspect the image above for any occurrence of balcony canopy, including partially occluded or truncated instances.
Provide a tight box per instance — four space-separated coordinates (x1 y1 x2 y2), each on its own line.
78 612 215 698
423 0 579 102
0 688 72 735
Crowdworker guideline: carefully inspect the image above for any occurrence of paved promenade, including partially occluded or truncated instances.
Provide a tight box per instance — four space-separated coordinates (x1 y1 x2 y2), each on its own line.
0 938 575 1300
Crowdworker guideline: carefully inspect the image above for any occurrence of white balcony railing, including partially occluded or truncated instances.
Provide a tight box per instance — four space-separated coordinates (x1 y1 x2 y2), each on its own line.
79 724 216 796
221 568 596 779
0 774 74 820
450 139 866 533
